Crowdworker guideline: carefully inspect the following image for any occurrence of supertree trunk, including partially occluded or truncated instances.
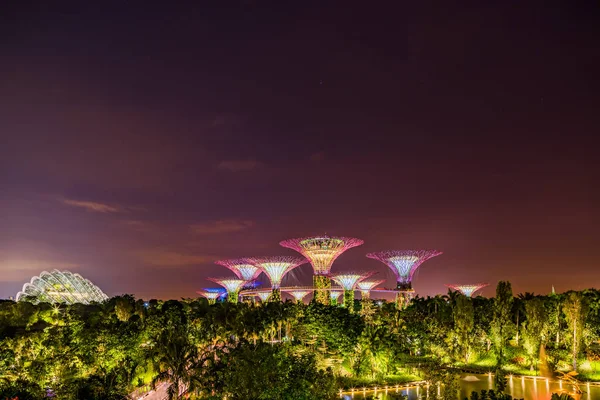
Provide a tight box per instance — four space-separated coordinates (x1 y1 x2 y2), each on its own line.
313 275 331 305
395 291 407 309
343 289 354 312
270 288 281 302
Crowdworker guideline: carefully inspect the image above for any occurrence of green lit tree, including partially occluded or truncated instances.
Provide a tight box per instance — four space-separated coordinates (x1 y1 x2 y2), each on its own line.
490 281 514 366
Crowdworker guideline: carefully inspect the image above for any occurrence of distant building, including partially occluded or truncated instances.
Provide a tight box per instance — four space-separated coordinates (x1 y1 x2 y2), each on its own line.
16 270 109 305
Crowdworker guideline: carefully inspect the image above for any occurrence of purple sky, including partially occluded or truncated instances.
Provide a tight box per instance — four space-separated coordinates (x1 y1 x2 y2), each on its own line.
1 2 599 300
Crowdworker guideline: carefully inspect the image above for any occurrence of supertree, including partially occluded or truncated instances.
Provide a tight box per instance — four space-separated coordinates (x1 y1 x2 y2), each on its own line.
249 256 307 302
445 283 489 297
283 288 312 303
366 250 442 308
206 277 246 303
197 288 226 304
215 258 262 282
256 291 271 302
329 288 343 305
280 235 364 304
357 279 385 300
330 271 375 311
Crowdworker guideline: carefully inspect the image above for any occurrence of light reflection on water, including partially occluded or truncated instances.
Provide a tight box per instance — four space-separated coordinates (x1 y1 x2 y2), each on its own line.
344 374 598 400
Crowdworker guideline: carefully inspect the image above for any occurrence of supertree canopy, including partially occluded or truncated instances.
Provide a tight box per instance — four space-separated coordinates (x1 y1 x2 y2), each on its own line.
445 283 489 297
256 291 271 302
330 271 375 311
357 279 385 299
207 277 246 303
215 259 262 282
16 270 108 305
366 250 442 290
249 256 307 302
197 288 226 304
280 235 364 304
283 288 312 303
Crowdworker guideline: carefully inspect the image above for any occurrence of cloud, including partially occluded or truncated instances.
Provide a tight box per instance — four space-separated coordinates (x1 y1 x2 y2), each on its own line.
61 198 122 213
135 249 214 267
217 160 260 172
0 259 80 282
190 220 254 235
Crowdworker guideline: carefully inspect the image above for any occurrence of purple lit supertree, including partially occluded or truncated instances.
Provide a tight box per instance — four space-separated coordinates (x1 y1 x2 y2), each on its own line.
357 279 385 300
280 235 364 304
366 250 442 308
445 283 489 297
330 271 375 311
197 288 226 304
206 277 246 303
283 288 312 303
215 258 262 282
249 256 307 302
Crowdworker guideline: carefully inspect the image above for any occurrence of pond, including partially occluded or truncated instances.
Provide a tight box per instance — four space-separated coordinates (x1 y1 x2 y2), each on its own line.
343 374 599 400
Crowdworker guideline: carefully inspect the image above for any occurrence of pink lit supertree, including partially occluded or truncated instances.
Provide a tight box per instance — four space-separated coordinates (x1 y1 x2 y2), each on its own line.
282 287 312 303
445 283 489 297
206 277 246 303
366 250 442 308
249 256 307 302
215 258 262 282
330 271 375 311
280 235 364 304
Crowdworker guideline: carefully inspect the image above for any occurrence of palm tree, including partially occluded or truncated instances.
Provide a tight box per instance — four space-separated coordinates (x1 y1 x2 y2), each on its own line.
151 329 201 399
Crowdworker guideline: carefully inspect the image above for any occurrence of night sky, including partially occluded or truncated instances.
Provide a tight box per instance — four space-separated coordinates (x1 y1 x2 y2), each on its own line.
2 2 599 300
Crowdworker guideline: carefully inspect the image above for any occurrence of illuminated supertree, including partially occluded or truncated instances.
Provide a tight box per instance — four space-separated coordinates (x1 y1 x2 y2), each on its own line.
207 277 246 303
330 271 375 311
329 289 342 305
280 235 364 304
249 256 307 302
357 279 385 300
445 283 489 297
256 291 271 302
215 258 262 282
283 288 312 304
197 288 226 304
366 250 442 308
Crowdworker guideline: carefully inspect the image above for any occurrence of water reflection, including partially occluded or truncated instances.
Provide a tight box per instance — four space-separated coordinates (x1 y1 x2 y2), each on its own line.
346 374 600 400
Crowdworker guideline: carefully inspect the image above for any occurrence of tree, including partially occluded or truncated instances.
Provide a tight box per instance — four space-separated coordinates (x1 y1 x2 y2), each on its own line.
491 281 514 366
452 295 474 363
562 292 587 370
522 297 548 370
206 341 336 400
150 328 202 399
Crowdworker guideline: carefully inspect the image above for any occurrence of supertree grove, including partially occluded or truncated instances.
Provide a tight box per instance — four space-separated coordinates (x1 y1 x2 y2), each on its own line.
215 258 262 282
206 277 246 303
283 288 312 303
249 256 307 302
366 250 442 308
330 271 375 311
197 288 226 304
280 235 364 304
445 283 489 297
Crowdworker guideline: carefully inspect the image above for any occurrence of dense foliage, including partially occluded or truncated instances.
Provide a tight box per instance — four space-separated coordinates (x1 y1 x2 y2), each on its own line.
2 283 600 399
